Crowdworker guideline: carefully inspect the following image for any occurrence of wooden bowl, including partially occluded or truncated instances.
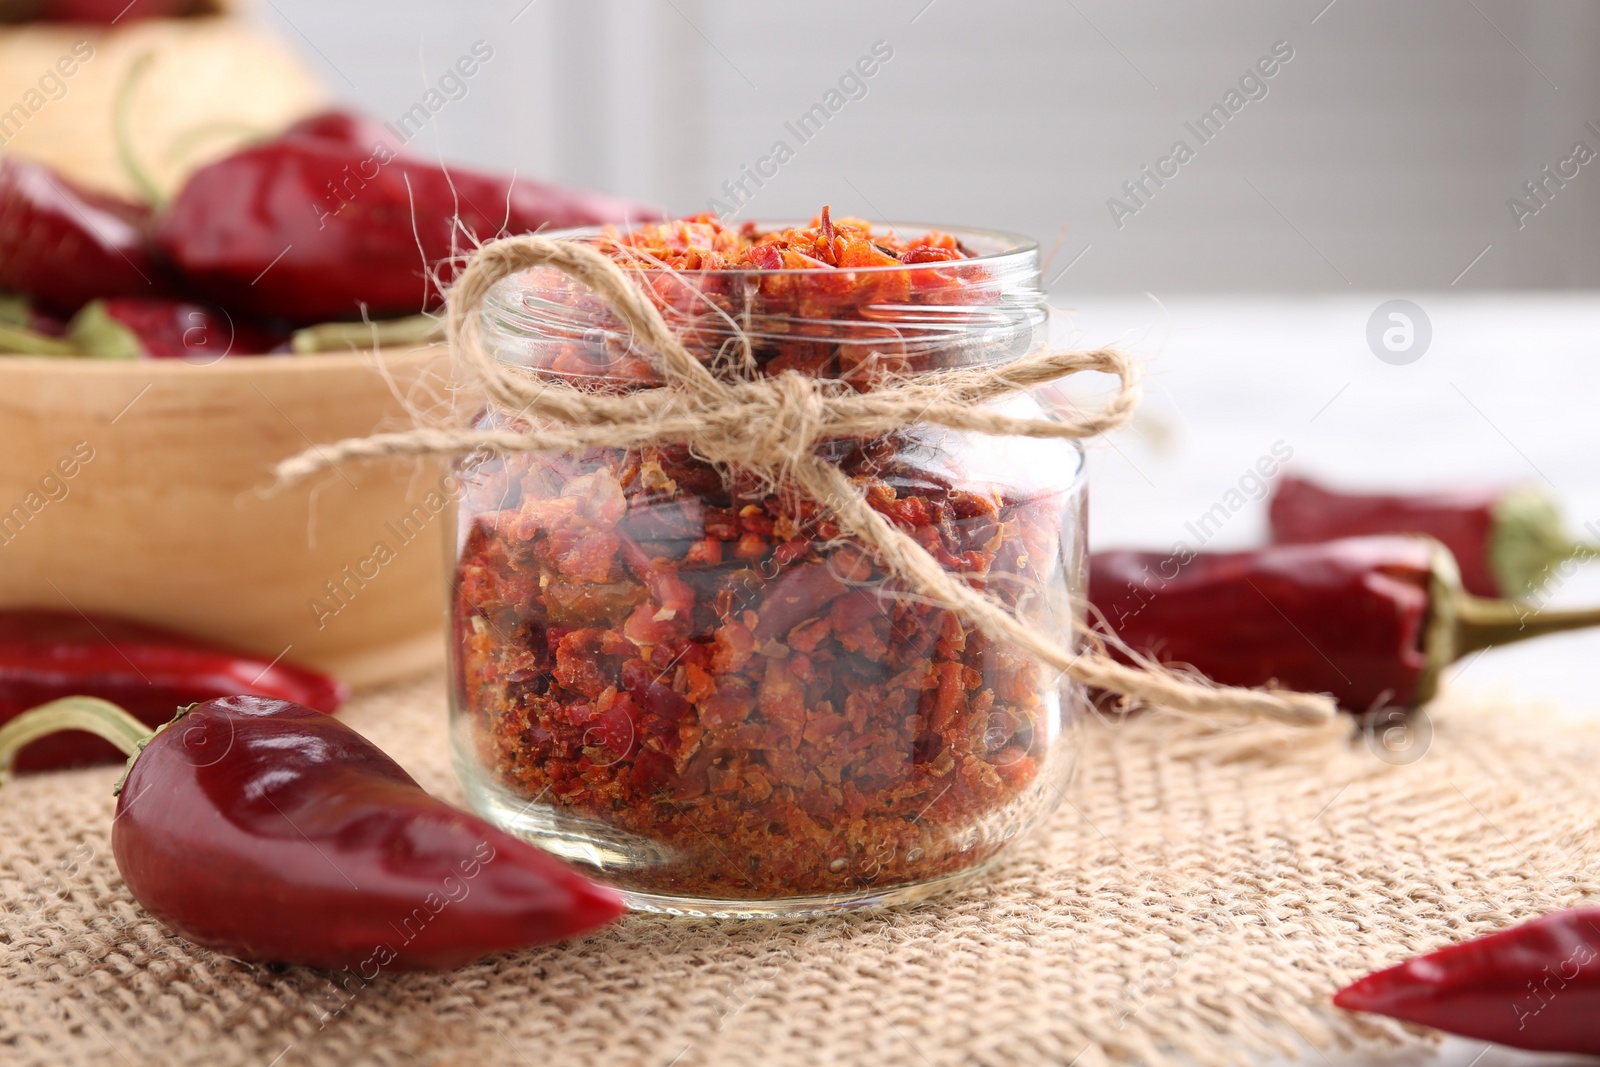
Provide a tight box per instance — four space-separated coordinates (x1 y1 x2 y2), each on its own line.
0 348 454 688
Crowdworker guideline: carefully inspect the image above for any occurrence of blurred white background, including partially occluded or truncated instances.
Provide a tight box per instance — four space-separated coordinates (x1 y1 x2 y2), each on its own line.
252 0 1600 719
252 0 1600 290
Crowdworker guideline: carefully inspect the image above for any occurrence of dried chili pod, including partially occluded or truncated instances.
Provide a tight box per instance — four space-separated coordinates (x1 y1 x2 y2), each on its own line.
0 156 167 315
0 610 344 771
158 136 661 324
1335 908 1600 1054
0 0 207 21
1090 535 1600 713
1269 474 1593 599
68 297 288 358
280 109 404 155
0 695 623 970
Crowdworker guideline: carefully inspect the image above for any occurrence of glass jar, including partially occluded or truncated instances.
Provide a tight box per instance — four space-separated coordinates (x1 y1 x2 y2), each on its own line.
447 221 1088 916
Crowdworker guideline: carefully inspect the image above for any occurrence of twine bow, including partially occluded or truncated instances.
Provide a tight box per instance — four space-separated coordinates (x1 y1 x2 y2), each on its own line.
275 235 1335 727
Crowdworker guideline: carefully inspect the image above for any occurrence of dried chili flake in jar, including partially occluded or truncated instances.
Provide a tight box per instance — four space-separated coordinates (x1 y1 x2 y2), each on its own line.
450 211 1087 913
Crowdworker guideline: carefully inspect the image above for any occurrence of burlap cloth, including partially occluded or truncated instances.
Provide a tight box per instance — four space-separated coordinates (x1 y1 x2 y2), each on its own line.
3 674 1597 1067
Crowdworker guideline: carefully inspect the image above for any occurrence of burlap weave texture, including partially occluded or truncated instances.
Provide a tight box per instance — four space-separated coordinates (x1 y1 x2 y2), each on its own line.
3 674 1596 1067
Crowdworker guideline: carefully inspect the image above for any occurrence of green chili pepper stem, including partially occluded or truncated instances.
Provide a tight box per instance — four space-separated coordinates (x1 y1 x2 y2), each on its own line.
290 313 445 354
0 321 80 357
1490 487 1598 598
0 293 31 328
68 300 144 359
1453 595 1600 658
0 697 152 789
1415 540 1462 708
113 52 165 208
1416 537 1600 705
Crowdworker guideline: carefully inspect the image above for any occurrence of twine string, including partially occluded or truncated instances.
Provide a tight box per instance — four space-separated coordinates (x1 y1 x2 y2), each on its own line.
274 235 1335 727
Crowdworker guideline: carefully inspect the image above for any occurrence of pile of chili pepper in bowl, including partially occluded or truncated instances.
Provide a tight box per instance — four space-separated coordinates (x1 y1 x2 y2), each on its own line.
0 1 222 21
0 105 661 680
0 107 659 359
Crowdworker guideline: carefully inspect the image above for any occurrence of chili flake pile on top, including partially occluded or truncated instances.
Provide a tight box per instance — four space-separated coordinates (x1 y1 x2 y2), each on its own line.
526 208 992 384
599 206 974 273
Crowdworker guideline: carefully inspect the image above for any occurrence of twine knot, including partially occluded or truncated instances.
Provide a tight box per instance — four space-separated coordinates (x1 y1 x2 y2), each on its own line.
274 234 1335 728
729 373 829 472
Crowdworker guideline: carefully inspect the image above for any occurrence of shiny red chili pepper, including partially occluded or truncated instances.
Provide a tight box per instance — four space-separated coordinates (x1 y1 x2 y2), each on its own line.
0 156 167 315
1335 908 1600 1054
0 0 202 21
1090 536 1600 713
158 136 662 324
69 297 287 358
0 610 344 771
0 695 624 969
1269 474 1591 599
281 109 405 155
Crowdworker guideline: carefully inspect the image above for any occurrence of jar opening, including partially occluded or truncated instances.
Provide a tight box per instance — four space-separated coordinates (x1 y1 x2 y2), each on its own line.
482 220 1046 386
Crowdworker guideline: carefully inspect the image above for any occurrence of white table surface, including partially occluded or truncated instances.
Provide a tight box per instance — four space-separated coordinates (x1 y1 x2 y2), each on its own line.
1053 294 1600 1067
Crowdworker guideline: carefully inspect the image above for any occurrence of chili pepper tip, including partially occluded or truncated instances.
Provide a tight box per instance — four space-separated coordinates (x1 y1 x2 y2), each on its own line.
1330 972 1404 1014
566 881 629 932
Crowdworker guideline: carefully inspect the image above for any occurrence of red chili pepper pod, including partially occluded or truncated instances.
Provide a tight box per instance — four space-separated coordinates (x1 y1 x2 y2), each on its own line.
1090 536 1600 712
280 109 405 155
0 696 625 970
0 610 345 771
1269 474 1592 599
0 156 168 315
1 0 205 21
1334 908 1600 1054
158 137 663 324
68 298 288 359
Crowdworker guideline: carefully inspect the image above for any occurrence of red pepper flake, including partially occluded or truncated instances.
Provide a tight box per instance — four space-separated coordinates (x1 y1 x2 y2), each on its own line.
454 443 1059 898
601 209 973 273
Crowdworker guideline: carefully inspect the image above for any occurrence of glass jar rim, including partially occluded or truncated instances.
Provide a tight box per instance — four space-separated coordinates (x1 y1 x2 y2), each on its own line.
482 219 1048 382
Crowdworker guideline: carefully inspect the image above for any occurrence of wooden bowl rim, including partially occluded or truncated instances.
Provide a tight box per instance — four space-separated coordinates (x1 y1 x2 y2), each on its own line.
0 347 442 381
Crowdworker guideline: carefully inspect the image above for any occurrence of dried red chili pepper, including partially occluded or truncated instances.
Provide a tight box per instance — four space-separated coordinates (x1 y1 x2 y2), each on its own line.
1269 475 1593 599
0 0 204 21
158 135 662 324
0 156 167 315
1335 908 1600 1054
68 297 287 358
281 109 404 155
0 610 345 771
1090 536 1600 713
0 695 623 970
